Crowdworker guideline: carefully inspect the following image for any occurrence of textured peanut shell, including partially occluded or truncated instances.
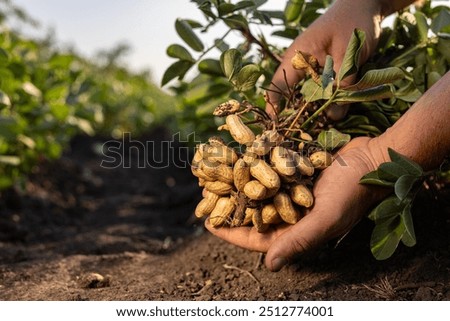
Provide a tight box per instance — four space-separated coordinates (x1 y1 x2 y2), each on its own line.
243 180 267 200
249 159 281 190
251 207 269 233
225 114 255 146
290 184 314 208
274 192 300 225
204 181 234 196
289 150 315 176
261 204 282 224
271 146 296 176
209 197 236 227
194 192 220 218
233 158 251 191
242 208 255 226
310 151 333 169
205 144 238 165
202 163 234 185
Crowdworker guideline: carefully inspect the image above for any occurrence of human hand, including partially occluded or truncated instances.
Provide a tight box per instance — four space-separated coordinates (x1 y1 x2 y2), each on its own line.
266 0 383 119
205 137 390 271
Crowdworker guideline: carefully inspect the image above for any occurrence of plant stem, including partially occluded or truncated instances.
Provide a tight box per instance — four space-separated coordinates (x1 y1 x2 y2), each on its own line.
197 29 233 62
300 91 338 130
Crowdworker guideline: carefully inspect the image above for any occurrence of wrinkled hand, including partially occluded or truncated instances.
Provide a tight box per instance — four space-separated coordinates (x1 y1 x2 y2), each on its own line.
266 0 382 119
205 137 390 271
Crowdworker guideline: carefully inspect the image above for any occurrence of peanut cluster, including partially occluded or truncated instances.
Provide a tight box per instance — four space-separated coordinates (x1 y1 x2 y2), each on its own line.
192 103 333 232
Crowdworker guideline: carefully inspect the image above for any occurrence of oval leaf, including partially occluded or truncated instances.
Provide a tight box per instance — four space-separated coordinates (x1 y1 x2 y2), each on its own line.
284 0 304 22
317 128 350 151
166 44 194 62
334 84 395 103
394 174 418 201
220 49 242 80
234 64 261 92
378 161 410 182
359 171 395 187
388 148 423 176
370 215 404 260
198 59 224 76
368 196 403 223
400 202 416 247
337 29 366 84
175 19 204 52
350 67 405 90
161 60 193 86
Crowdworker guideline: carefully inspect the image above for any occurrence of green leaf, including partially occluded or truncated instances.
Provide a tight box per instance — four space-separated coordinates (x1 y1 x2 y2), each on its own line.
234 1 255 11
394 174 418 201
300 78 333 102
0 155 21 166
378 161 410 182
431 8 450 34
218 3 236 16
272 28 299 40
161 60 193 86
317 128 351 151
334 84 395 103
0 47 9 66
198 59 223 76
370 215 404 260
368 196 403 223
220 49 242 80
336 115 369 129
414 11 429 44
175 19 204 52
360 170 395 187
166 44 194 62
214 38 229 52
337 29 366 85
284 0 304 22
401 202 416 247
388 148 423 176
234 64 261 92
223 14 249 30
349 67 405 90
322 55 334 89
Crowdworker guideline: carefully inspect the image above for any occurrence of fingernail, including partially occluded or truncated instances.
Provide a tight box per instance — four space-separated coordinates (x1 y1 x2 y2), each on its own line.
271 257 287 272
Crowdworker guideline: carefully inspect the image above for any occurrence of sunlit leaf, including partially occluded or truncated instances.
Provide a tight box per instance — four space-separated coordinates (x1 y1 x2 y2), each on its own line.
370 215 404 260
0 90 11 107
161 60 193 86
234 64 261 92
337 29 366 85
394 174 418 201
220 49 242 80
300 78 332 102
284 0 304 22
166 44 194 62
334 84 395 103
175 19 204 52
198 59 223 76
401 202 416 247
414 11 429 44
388 148 423 176
317 128 350 151
0 155 21 166
368 196 403 223
348 67 404 90
223 14 249 30
360 171 395 187
378 161 410 182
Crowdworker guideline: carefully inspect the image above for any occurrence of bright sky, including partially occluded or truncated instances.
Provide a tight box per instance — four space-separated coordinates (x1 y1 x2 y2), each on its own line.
12 0 287 85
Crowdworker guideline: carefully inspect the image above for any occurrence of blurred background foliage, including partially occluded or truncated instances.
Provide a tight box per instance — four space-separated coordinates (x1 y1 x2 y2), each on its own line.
0 0 177 190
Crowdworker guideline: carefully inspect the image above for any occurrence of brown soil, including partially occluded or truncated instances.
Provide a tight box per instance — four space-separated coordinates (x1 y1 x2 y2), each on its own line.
1 129 449 301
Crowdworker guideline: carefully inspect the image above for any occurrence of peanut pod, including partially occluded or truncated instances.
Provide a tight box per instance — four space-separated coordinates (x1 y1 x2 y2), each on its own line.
243 180 267 201
249 158 281 190
202 162 234 185
225 114 255 146
262 204 282 224
310 151 333 169
290 184 314 208
204 181 234 196
195 192 220 218
233 158 251 191
271 146 296 176
251 207 269 233
274 192 300 225
204 144 238 165
242 207 255 226
191 161 214 182
209 196 236 227
288 150 315 176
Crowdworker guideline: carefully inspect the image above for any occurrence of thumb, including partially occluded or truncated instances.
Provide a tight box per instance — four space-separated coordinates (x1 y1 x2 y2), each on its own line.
264 213 330 271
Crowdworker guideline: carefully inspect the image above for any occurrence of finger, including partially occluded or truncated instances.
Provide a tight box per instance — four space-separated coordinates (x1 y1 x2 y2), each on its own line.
264 213 332 272
204 218 290 253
